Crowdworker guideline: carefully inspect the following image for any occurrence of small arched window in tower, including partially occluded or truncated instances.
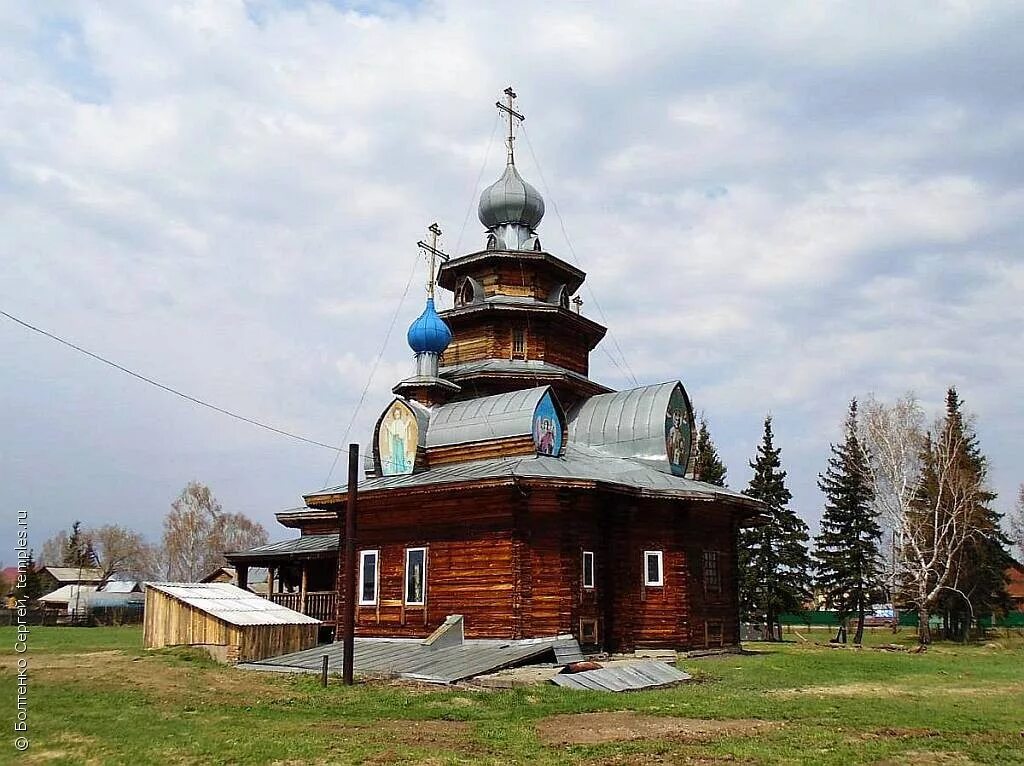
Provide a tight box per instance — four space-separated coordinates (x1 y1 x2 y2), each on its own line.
456 278 475 307
511 326 526 359
533 237 542 251
486 233 499 250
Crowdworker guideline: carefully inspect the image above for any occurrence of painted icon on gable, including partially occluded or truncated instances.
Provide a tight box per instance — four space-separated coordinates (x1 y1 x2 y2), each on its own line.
378 400 418 476
532 391 563 456
665 385 693 476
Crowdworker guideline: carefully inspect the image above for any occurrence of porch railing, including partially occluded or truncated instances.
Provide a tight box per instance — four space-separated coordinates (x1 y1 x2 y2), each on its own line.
269 590 336 623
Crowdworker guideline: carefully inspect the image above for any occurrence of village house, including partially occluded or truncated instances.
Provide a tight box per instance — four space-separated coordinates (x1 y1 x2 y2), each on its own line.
227 93 763 652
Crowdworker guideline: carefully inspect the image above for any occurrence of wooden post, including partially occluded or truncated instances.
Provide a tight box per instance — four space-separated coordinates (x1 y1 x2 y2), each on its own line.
237 564 249 591
320 654 329 687
267 566 276 600
300 564 309 615
341 443 359 686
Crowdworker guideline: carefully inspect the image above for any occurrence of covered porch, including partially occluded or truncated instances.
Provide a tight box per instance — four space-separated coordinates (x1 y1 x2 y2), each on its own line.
225 534 339 624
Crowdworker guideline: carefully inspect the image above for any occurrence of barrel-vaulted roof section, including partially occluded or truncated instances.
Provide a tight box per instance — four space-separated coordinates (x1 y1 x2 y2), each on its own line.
426 385 554 448
568 381 679 461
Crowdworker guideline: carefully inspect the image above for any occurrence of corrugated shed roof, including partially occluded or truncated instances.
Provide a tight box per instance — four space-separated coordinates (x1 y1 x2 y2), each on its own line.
426 386 550 448
43 567 104 583
99 580 142 593
227 535 338 559
145 582 321 626
307 443 754 506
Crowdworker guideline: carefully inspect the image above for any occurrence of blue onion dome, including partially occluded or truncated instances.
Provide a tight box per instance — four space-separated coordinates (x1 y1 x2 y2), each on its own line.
407 298 453 354
478 163 545 230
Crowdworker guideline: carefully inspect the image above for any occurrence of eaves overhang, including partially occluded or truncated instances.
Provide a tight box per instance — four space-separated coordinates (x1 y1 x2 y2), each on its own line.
437 249 586 292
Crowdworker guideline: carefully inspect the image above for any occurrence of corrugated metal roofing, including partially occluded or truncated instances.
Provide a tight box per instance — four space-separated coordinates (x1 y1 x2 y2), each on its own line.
227 535 338 558
426 386 550 448
43 567 104 583
145 582 321 626
568 381 677 462
551 661 691 691
38 584 97 604
242 635 582 684
308 443 754 505
99 580 141 593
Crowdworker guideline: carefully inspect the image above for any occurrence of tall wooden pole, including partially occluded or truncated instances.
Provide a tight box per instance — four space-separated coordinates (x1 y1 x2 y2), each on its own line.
341 443 359 685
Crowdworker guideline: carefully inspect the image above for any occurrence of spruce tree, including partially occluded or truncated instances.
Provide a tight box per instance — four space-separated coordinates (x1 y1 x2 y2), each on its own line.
812 400 882 644
740 415 812 640
935 388 1010 638
62 521 96 569
693 416 728 487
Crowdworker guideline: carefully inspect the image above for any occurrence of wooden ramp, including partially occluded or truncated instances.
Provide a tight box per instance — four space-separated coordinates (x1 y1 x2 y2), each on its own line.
240 635 583 684
551 661 690 692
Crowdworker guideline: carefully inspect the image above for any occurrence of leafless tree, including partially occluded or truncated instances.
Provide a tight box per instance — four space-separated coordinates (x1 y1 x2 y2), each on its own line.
39 531 67 568
162 482 268 581
1009 484 1024 562
860 394 983 643
87 524 153 582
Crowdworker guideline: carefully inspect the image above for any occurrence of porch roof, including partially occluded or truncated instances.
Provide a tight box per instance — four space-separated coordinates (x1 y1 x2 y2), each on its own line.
226 534 338 564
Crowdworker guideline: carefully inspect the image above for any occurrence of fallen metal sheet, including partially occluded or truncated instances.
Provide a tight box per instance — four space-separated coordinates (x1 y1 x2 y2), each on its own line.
241 635 581 684
551 661 691 692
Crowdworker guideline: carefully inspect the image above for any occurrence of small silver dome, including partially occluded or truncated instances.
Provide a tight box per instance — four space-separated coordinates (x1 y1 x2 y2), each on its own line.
478 163 545 230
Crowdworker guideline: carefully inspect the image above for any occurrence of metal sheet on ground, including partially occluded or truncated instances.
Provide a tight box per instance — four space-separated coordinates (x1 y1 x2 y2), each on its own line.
551 661 691 692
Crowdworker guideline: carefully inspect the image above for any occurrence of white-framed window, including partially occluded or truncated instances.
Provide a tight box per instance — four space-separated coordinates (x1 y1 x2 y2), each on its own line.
512 327 526 357
644 550 664 587
582 550 595 589
405 547 427 605
358 549 379 606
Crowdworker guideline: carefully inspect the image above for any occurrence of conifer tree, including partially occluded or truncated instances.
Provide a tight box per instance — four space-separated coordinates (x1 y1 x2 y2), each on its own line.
693 416 728 487
812 400 882 644
740 415 812 640
62 521 97 568
933 389 1011 638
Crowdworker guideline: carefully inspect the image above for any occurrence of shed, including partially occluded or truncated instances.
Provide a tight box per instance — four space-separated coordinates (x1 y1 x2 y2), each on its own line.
143 582 320 663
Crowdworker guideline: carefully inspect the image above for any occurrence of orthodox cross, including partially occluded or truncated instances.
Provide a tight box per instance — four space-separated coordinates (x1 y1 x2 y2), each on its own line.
572 295 584 314
495 86 525 166
417 222 448 299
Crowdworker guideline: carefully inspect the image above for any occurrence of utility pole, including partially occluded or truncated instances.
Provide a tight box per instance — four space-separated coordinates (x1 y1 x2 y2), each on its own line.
339 443 359 685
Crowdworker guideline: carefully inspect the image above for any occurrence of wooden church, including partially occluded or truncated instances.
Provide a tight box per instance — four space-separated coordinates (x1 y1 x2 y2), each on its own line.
228 91 763 652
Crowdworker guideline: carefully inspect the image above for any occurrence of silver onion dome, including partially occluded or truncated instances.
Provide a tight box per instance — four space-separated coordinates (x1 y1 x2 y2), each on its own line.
478 163 545 231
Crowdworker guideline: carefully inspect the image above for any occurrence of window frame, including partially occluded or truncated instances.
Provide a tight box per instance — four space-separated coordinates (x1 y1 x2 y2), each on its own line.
643 550 664 587
511 327 526 358
358 549 379 606
404 547 427 606
702 549 722 597
582 550 595 590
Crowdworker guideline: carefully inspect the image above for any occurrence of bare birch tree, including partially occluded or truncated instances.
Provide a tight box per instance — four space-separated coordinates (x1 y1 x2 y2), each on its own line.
162 482 268 581
1010 484 1024 561
860 394 983 643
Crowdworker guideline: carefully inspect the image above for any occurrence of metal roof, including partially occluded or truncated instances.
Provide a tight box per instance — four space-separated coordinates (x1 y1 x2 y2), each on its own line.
226 535 338 561
43 567 104 583
145 582 320 626
38 584 97 604
98 580 142 593
307 443 755 506
569 381 679 463
426 386 550 448
243 635 582 684
439 359 612 393
551 661 691 691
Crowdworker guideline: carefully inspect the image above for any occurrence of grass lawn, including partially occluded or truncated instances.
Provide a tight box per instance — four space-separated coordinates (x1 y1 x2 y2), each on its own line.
1 626 1023 765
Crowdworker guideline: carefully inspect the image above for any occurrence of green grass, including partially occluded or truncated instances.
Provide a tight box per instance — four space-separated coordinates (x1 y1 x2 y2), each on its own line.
1 626 1023 764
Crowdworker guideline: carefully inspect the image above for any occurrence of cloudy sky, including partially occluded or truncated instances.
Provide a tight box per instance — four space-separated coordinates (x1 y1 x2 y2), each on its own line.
3 1 1022 556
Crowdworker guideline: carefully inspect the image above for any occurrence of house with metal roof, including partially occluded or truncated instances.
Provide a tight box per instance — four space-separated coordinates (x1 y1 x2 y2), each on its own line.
227 92 763 652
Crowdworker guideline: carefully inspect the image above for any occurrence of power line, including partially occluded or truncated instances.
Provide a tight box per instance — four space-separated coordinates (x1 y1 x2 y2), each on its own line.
0 308 342 451
519 124 640 387
320 247 422 488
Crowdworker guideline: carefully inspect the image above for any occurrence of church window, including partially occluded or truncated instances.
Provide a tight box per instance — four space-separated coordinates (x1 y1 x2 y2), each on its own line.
644 550 664 587
457 279 474 306
405 547 427 605
358 550 379 605
703 550 721 597
582 551 595 589
512 327 526 358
